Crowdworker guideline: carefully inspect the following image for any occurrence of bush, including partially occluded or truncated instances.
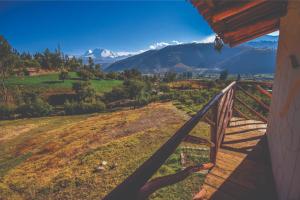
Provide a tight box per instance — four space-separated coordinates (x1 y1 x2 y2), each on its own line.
159 93 173 101
17 99 53 117
103 87 128 102
77 69 93 80
59 71 69 82
64 101 106 115
0 105 16 119
72 81 96 102
159 83 170 92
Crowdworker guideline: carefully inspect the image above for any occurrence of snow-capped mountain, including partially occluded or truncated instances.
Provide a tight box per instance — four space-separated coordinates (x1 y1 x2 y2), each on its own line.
244 35 278 49
81 48 138 68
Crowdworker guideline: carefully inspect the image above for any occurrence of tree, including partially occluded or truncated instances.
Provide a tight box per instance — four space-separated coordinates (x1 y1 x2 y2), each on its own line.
95 64 101 71
0 36 18 103
123 69 142 80
219 70 228 81
123 79 146 100
106 72 118 80
163 71 177 82
237 74 241 81
72 81 96 102
77 68 93 80
88 57 94 69
67 56 82 70
59 70 69 82
42 48 52 68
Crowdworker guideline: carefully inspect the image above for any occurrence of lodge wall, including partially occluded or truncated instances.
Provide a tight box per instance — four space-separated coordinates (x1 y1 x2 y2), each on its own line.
267 1 300 199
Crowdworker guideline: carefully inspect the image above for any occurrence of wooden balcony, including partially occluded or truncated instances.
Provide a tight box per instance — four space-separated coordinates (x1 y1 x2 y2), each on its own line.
103 81 275 200
194 118 276 200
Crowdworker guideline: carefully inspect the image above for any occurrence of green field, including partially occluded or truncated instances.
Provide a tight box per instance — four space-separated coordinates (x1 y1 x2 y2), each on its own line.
0 102 210 200
5 72 122 94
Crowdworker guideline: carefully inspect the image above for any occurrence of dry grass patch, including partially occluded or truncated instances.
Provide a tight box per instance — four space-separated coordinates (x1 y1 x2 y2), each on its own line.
0 102 210 200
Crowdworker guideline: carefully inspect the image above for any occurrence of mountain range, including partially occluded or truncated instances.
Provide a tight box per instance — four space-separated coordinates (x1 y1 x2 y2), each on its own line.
81 48 136 69
82 35 278 74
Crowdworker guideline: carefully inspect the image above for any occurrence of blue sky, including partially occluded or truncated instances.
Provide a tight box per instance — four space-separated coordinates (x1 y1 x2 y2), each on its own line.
0 1 215 55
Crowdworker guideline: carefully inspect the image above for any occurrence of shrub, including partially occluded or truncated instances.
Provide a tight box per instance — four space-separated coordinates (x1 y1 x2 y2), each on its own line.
17 98 53 117
0 104 16 119
64 101 106 115
159 83 170 92
72 81 96 102
103 87 128 102
123 79 146 99
159 93 173 101
59 71 69 82
77 69 93 80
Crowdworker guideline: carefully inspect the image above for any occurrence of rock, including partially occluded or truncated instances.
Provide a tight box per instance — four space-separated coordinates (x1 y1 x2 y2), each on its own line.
102 161 108 166
94 166 105 172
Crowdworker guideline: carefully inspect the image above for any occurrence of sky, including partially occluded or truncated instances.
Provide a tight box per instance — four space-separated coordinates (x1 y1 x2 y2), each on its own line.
0 1 215 55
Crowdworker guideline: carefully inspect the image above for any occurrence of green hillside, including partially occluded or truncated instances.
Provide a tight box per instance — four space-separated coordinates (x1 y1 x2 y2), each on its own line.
5 72 122 94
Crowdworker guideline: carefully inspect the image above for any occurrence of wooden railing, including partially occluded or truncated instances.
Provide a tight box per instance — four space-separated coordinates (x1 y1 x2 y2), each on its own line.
103 81 272 200
234 81 272 123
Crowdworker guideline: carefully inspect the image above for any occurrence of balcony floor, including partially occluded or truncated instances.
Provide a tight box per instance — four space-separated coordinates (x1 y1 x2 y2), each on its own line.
198 117 277 200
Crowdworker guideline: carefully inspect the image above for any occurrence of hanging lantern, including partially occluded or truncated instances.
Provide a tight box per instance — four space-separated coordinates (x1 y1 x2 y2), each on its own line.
214 35 223 52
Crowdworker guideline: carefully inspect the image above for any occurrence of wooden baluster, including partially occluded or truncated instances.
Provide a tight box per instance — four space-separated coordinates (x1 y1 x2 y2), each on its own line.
256 84 272 99
210 103 219 164
217 89 234 147
235 96 268 122
237 85 270 110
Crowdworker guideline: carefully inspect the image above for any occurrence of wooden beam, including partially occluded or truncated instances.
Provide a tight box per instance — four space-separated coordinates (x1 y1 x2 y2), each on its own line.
211 0 267 23
237 85 270 111
229 22 279 46
235 97 268 123
222 17 279 40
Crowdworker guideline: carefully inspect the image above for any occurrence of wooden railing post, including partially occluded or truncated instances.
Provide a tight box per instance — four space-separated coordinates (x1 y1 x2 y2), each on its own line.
210 102 219 164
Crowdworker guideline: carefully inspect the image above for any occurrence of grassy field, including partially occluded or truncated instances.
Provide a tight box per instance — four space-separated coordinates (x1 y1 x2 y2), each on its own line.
5 72 122 94
0 102 210 200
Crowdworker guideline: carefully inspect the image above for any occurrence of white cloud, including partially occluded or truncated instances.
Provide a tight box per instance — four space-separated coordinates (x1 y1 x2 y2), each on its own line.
172 40 182 45
268 30 279 36
148 40 184 50
193 34 216 44
115 50 145 56
149 42 170 50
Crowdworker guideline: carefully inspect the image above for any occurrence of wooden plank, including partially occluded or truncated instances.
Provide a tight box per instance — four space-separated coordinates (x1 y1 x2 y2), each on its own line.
236 85 270 111
235 97 267 123
204 173 255 200
197 184 237 200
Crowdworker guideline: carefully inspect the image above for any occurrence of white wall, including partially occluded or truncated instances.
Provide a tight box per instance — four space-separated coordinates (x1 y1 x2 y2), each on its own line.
267 1 300 199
